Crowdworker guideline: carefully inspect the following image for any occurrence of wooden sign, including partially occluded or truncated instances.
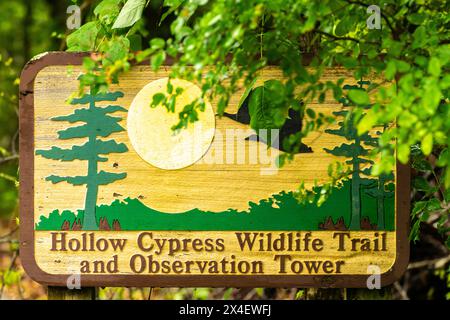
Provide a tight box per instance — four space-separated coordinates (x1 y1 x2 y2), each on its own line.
20 52 409 287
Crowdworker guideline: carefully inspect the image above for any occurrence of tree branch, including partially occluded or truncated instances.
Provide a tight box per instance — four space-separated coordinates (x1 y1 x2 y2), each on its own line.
316 30 361 43
0 154 19 165
407 255 450 270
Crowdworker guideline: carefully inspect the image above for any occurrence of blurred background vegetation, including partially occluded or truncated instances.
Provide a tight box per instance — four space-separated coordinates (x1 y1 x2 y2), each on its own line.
0 0 448 300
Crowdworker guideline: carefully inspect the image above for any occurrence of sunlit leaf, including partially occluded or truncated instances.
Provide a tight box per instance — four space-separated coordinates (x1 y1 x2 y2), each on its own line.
112 0 147 29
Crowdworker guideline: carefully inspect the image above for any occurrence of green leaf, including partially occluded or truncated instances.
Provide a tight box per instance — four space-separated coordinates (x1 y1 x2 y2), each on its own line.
112 0 147 29
164 0 184 6
421 133 433 156
397 144 410 164
151 93 166 107
94 0 121 25
151 51 166 70
217 97 227 115
413 176 437 193
248 80 289 131
428 57 441 77
426 198 442 211
445 168 450 189
335 18 351 37
237 77 257 111
150 38 165 50
128 34 142 51
357 111 377 134
422 79 441 114
385 60 396 80
160 0 184 24
394 59 410 73
66 21 99 51
412 158 432 171
2 270 21 286
348 89 370 105
412 26 427 49
105 37 130 62
436 148 448 167
445 185 450 202
306 108 316 119
407 13 425 25
412 201 427 216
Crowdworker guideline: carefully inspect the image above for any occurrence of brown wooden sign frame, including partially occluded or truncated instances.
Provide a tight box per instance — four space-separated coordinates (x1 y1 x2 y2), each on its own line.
19 52 410 288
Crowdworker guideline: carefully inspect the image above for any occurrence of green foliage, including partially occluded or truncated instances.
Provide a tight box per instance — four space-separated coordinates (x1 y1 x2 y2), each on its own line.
410 145 449 244
192 288 211 300
295 289 305 300
0 54 19 218
0 269 22 287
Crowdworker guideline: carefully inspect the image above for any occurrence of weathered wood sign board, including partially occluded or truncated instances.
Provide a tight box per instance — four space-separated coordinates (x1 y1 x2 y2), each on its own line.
20 52 409 287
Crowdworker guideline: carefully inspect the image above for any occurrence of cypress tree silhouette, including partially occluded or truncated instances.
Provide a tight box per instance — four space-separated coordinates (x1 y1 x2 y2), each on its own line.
36 89 128 230
324 81 377 230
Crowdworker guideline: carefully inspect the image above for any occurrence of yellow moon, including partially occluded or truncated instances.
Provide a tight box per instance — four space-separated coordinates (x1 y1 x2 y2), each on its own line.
127 78 215 170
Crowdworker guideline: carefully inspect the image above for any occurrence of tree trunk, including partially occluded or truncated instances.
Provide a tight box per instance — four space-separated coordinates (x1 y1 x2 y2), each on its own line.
82 152 99 230
377 175 386 229
377 192 385 229
82 97 99 231
350 160 361 230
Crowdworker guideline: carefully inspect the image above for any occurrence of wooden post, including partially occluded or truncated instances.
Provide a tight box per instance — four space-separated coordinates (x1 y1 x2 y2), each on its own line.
48 286 97 300
305 287 393 300
305 288 345 300
346 287 393 300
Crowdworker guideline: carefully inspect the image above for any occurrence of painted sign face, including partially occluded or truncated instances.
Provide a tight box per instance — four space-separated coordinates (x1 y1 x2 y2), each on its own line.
20 52 409 287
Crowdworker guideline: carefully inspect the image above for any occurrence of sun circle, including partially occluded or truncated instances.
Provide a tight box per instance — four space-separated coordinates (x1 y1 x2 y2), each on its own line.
127 78 215 170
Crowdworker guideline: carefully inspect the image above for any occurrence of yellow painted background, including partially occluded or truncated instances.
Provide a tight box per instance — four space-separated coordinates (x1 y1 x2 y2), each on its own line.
34 65 383 216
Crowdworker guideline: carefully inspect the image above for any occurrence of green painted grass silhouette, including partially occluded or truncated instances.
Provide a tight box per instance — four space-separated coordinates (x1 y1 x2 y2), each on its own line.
36 179 395 231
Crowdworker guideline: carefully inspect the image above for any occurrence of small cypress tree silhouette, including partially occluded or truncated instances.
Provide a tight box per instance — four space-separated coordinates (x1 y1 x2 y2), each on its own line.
364 126 395 229
36 89 128 230
365 171 394 229
324 81 377 230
